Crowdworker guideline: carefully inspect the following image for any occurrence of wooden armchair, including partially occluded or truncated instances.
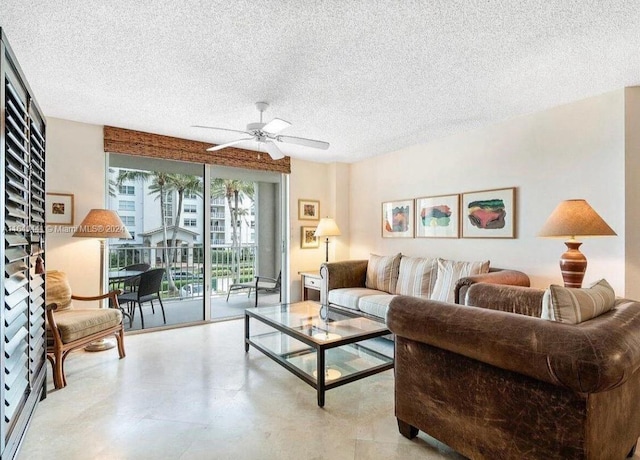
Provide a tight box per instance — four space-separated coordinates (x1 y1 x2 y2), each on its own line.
45 271 125 389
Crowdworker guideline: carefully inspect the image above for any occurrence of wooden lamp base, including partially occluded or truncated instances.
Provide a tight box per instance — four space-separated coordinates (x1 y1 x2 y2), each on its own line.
559 241 587 288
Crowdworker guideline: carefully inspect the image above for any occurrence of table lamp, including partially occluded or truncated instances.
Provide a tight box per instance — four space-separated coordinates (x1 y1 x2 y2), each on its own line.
538 199 616 288
314 217 341 263
73 209 131 350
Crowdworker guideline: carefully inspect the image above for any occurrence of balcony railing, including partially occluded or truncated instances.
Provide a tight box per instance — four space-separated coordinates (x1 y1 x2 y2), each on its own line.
108 244 257 299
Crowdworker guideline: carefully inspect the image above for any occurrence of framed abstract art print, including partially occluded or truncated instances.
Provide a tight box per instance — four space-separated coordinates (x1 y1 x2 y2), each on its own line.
461 187 515 238
415 194 460 238
382 200 414 238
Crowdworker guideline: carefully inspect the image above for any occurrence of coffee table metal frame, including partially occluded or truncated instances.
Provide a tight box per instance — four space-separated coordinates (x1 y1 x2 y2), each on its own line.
244 302 393 407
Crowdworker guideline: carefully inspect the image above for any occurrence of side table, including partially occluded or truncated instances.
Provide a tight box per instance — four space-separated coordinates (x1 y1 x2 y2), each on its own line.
300 271 321 302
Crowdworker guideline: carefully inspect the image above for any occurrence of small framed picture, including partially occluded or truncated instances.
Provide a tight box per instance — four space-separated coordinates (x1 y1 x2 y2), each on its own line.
46 193 74 226
298 199 320 221
301 226 319 248
382 199 414 238
461 187 515 238
415 194 460 238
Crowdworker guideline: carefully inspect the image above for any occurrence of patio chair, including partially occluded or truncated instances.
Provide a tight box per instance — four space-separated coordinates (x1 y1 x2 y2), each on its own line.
122 263 151 292
108 263 151 292
226 271 282 307
117 268 166 329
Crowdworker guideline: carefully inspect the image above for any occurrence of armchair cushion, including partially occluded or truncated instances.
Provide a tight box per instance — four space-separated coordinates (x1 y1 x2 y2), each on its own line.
430 258 490 303
45 270 73 311
541 279 616 324
365 253 401 293
47 309 123 344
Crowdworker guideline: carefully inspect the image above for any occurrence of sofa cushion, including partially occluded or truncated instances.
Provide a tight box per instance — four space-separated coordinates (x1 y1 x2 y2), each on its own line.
328 288 388 311
541 279 616 324
430 258 490 303
47 308 123 344
395 256 438 297
358 294 397 319
365 253 402 293
45 270 73 311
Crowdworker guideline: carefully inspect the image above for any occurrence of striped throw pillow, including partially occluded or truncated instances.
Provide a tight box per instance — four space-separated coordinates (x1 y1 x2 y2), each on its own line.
395 257 438 297
365 253 402 293
430 258 490 303
541 279 615 324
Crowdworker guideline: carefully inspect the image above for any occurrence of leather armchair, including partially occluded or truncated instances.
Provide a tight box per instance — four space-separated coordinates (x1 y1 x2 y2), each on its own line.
387 284 640 459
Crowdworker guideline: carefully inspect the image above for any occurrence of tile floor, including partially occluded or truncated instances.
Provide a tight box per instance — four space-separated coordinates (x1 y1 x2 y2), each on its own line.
19 318 464 460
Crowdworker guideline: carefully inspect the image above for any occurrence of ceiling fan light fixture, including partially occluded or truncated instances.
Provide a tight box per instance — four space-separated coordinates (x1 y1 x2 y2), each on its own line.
196 101 329 158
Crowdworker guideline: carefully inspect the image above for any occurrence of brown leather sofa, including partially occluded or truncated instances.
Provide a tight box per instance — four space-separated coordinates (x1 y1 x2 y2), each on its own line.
387 283 640 459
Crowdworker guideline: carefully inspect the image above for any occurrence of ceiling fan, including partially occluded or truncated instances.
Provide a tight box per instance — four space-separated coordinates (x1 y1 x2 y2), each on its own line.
193 102 330 160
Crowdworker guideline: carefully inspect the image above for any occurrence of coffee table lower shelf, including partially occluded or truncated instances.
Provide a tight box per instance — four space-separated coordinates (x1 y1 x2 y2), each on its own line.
245 327 393 407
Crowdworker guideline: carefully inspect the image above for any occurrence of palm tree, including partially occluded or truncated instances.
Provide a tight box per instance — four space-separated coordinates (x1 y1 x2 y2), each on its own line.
211 179 255 281
211 179 255 246
108 168 118 197
166 174 203 263
116 170 177 292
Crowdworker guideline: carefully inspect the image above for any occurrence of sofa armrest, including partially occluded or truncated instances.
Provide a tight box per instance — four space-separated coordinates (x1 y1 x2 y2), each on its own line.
387 295 640 393
320 260 368 305
464 283 544 317
454 268 530 304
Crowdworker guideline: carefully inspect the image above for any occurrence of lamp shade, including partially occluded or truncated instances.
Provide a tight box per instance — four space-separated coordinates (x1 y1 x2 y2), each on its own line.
314 218 341 237
72 209 132 239
538 199 616 238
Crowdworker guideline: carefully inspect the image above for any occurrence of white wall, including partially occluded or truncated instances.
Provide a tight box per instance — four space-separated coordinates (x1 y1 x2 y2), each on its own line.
46 117 106 306
288 159 335 300
349 89 628 294
625 87 640 300
327 163 351 262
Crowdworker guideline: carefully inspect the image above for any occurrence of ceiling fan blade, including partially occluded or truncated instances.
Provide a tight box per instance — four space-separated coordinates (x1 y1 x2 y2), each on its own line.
276 135 329 150
206 137 254 152
262 118 291 134
264 141 285 160
192 125 252 136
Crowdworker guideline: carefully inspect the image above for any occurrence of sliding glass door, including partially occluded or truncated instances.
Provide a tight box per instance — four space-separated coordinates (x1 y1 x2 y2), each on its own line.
107 154 288 330
208 166 286 320
107 155 206 330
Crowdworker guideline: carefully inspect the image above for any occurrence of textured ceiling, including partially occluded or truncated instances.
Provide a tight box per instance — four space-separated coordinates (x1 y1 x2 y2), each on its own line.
2 1 639 163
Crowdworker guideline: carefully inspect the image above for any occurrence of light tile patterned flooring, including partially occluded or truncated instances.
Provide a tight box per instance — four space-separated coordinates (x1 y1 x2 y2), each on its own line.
19 318 465 460
18 320 640 460
18 320 470 460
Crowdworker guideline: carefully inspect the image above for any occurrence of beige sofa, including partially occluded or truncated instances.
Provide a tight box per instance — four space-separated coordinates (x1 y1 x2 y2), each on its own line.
319 253 530 322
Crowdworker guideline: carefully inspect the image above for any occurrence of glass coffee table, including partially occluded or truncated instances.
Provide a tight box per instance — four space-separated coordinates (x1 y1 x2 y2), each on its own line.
245 301 394 407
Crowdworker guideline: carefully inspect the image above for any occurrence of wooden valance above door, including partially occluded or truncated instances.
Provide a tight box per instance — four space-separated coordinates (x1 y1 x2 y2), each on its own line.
104 126 291 174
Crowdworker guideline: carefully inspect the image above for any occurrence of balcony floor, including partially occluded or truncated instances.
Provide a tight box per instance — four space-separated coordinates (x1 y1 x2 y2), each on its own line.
122 291 282 332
